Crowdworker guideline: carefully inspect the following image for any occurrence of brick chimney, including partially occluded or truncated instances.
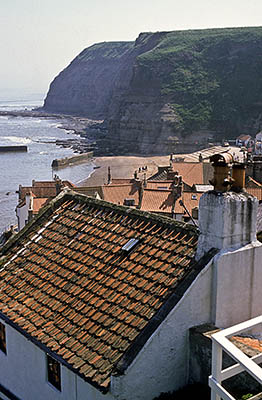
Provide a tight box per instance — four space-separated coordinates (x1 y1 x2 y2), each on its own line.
196 154 258 260
107 166 112 185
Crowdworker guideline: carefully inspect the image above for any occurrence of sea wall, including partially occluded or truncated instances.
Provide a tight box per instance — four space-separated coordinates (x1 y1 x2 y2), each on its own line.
0 146 27 152
51 152 93 168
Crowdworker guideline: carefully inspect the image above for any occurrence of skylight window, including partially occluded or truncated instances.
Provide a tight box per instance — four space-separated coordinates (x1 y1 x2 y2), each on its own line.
122 238 139 252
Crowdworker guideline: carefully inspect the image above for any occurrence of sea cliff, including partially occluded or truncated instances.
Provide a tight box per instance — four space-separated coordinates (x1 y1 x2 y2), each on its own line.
43 27 262 155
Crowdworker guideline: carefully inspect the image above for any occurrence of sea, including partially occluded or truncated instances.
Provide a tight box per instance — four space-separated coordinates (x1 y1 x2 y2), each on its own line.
0 93 94 234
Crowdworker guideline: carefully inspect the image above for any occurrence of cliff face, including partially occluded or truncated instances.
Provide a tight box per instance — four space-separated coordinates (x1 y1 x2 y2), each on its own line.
44 27 262 154
43 42 133 118
43 33 166 119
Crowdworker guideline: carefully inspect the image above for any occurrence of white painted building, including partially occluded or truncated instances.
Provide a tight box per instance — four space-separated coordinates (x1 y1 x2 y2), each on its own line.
0 160 262 399
16 192 48 232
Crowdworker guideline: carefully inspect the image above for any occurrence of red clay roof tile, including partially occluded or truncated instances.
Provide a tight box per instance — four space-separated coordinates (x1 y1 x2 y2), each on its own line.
0 192 200 391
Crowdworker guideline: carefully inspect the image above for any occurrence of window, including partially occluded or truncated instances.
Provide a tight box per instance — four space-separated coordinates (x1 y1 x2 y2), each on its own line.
0 322 6 354
122 238 139 252
123 198 135 206
47 354 61 391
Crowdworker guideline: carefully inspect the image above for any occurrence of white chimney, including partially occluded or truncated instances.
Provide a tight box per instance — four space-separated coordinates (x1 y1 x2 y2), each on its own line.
196 191 258 260
196 154 262 327
196 154 258 260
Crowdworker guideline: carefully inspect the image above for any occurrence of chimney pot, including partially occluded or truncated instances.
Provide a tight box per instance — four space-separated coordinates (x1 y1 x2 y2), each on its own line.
210 153 234 192
231 164 246 191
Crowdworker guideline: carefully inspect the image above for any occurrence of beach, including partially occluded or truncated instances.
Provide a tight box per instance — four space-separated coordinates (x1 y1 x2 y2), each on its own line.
79 155 170 186
78 144 241 187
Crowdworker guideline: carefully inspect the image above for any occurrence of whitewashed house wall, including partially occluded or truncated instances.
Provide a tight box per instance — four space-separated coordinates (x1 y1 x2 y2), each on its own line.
111 260 214 400
0 320 114 400
16 194 32 232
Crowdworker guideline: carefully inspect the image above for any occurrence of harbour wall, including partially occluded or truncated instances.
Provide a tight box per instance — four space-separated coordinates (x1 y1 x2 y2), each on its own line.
52 152 93 168
0 146 27 152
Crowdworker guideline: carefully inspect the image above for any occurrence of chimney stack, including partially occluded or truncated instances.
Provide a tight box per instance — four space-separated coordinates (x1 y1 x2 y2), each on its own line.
231 163 246 191
107 167 112 185
196 154 258 260
209 153 234 192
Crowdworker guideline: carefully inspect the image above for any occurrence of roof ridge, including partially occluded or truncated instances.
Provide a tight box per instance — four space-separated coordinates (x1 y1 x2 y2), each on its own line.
1 188 198 258
67 190 198 233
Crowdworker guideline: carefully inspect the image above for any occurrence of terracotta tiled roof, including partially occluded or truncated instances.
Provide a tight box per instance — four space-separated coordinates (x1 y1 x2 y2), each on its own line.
74 186 104 199
19 186 58 200
140 189 175 214
146 181 174 190
102 184 140 206
75 182 140 207
19 180 75 201
32 180 75 188
149 163 205 186
0 191 202 392
246 188 262 201
111 179 135 185
237 134 251 141
140 190 202 215
245 176 262 188
32 198 49 214
171 162 204 186
231 336 262 356
181 192 202 212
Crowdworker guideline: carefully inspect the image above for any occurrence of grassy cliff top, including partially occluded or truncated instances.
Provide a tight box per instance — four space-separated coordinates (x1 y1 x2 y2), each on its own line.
77 41 134 61
135 27 262 135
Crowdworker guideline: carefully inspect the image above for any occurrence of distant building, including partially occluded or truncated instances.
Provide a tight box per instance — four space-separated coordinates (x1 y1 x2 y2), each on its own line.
16 178 75 231
235 134 252 147
76 161 213 223
255 131 262 155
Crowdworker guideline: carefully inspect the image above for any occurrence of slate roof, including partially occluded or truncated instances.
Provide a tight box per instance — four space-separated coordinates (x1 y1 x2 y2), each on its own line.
0 191 208 392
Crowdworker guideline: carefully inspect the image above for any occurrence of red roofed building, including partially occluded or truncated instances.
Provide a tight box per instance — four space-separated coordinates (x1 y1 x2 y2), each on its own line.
16 178 75 231
0 162 262 399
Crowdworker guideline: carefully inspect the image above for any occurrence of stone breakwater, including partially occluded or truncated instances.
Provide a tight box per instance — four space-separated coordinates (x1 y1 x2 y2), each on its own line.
52 152 93 168
0 145 27 152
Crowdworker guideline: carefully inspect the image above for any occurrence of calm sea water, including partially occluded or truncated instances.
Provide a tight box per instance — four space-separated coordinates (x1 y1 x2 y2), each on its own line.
0 95 94 233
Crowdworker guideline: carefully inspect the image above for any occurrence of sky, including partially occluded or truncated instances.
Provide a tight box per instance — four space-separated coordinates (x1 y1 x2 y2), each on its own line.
1 0 262 98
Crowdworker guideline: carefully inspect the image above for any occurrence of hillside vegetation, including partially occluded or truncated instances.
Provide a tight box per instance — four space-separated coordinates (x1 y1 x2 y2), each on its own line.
136 27 262 134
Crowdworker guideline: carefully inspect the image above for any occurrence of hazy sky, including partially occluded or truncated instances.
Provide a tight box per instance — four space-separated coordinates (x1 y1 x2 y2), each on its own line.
1 0 262 97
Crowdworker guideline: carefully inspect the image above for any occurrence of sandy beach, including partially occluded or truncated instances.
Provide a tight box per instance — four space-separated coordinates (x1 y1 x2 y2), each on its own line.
79 155 170 186
78 145 241 187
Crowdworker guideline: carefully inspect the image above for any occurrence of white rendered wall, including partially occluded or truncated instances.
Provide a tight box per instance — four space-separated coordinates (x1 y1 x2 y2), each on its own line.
196 191 258 260
16 203 28 231
213 241 262 327
111 261 213 400
0 321 113 400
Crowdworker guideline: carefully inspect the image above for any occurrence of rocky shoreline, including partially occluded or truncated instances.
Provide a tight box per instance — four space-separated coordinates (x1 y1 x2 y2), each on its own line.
0 109 104 154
